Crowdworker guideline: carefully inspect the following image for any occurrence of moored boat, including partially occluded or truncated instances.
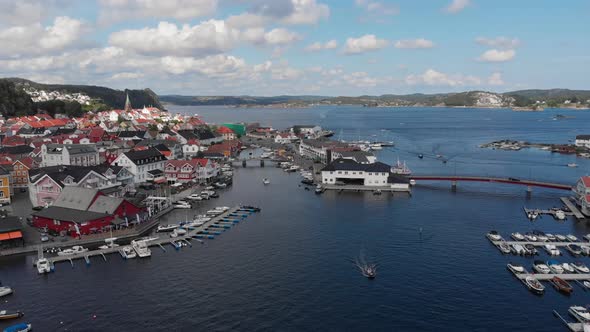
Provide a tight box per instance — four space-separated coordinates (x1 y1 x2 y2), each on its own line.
498 242 512 254
543 244 561 256
36 258 52 274
0 286 13 298
550 276 573 294
562 263 576 274
524 244 537 255
533 260 551 274
546 233 556 242
0 310 24 320
525 276 545 294
572 262 590 273
119 246 137 259
548 260 564 274
57 245 88 256
173 201 191 209
554 210 566 220
567 244 583 256
569 306 590 323
524 233 538 242
567 234 578 242
3 323 32 332
511 244 526 255
131 239 151 258
507 263 525 274
487 230 502 241
556 234 567 242
511 232 525 241
156 224 179 232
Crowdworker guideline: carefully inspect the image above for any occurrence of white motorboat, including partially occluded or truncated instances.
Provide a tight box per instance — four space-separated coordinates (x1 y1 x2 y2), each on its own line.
568 163 579 168
206 209 223 216
409 179 416 186
555 210 566 220
214 182 227 188
567 244 583 256
567 234 579 242
582 245 590 256
170 228 187 238
546 233 556 242
537 235 549 242
183 220 204 228
533 261 551 274
548 260 564 274
507 263 526 274
556 234 567 242
263 178 270 185
544 244 561 256
573 262 590 274
562 263 576 274
157 224 179 232
193 215 211 223
131 239 151 258
36 258 52 274
205 186 215 190
524 233 538 242
498 242 511 254
511 244 526 255
525 276 545 294
511 232 525 241
119 246 137 259
569 306 590 323
0 286 13 297
486 230 502 241
186 194 203 201
98 238 119 250
173 201 191 209
215 206 230 212
57 245 88 256
584 234 590 242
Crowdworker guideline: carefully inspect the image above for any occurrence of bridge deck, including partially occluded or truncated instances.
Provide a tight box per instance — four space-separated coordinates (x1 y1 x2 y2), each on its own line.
410 175 572 190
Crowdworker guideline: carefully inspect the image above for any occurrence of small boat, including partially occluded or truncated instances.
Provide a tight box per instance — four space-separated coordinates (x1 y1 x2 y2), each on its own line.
3 323 32 332
543 244 561 256
409 179 416 186
36 258 52 274
186 194 203 201
57 246 88 256
206 209 223 216
524 233 538 242
498 242 512 254
240 205 261 212
562 263 576 274
554 210 566 220
157 224 179 232
507 263 525 274
0 311 24 320
119 246 137 259
569 306 590 323
511 244 526 255
556 234 567 242
567 234 578 242
584 234 590 242
193 215 211 223
524 244 537 255
131 239 151 258
536 234 549 242
525 276 545 294
533 260 551 274
98 238 119 250
301 179 314 185
567 244 583 256
581 245 590 256
214 182 227 188
546 233 556 242
572 262 590 273
361 264 377 279
263 178 270 185
584 281 590 289
315 185 325 194
215 206 230 212
173 201 191 209
511 232 525 241
170 228 187 238
487 230 502 241
551 276 573 294
418 154 424 159
0 286 13 298
373 189 382 196
548 260 564 274
568 163 578 168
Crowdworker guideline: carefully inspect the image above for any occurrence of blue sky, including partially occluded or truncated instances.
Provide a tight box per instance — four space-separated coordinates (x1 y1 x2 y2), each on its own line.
0 0 588 96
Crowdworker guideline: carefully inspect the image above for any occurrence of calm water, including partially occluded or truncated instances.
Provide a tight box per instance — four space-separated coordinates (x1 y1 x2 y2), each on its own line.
2 106 590 331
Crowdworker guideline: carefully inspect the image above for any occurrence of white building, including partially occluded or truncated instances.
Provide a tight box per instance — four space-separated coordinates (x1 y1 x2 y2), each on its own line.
299 139 354 164
292 125 322 138
112 147 167 184
575 135 590 148
331 151 377 164
41 144 100 167
575 176 590 216
321 158 409 190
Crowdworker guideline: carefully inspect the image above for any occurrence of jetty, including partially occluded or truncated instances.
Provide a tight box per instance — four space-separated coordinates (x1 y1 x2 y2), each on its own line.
38 205 259 269
560 197 585 220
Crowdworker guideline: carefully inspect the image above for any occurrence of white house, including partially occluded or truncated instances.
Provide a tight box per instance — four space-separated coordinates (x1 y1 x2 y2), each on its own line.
331 151 377 164
41 144 100 167
575 176 590 216
321 158 409 190
274 132 298 144
575 135 590 148
292 125 322 138
112 147 166 183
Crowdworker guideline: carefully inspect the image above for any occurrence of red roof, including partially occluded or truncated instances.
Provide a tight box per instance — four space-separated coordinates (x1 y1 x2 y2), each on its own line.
166 159 202 169
217 126 234 134
191 158 210 167
582 176 590 187
15 156 34 169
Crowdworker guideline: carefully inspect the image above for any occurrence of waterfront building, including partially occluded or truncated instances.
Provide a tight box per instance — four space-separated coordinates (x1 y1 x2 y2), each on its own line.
274 132 298 144
575 176 590 215
112 147 166 183
299 139 356 164
331 151 376 164
217 126 237 140
40 143 99 167
292 125 322 138
320 158 410 190
164 158 219 184
0 217 24 247
575 135 590 148
0 166 11 204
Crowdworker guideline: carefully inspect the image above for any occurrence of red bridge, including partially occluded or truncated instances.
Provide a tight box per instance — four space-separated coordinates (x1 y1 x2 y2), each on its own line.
409 175 573 191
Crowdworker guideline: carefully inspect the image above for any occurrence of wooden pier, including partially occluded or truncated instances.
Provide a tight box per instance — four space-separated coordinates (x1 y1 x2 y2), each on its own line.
561 197 585 220
41 206 258 268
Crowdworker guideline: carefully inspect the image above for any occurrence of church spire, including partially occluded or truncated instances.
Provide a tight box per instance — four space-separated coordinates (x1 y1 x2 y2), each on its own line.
124 92 132 112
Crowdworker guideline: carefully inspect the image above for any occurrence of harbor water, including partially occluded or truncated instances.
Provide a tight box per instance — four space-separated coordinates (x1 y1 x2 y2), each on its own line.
2 106 590 331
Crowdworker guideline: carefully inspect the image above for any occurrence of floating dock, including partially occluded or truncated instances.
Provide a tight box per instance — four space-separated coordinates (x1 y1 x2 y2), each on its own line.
561 197 585 220
523 207 574 218
40 205 258 269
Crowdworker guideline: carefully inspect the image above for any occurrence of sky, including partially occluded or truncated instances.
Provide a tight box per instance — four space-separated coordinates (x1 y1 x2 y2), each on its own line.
0 0 588 96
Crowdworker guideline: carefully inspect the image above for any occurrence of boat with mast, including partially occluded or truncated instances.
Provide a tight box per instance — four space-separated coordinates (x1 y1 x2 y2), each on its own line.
391 158 411 176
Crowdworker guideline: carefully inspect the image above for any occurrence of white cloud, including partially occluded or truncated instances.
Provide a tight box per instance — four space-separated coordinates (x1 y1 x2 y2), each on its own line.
488 72 504 85
394 38 434 49
406 69 481 86
0 1 44 26
262 28 301 45
305 39 338 52
110 72 144 80
477 49 516 62
355 0 399 16
160 55 246 76
0 16 85 57
98 0 217 23
444 0 470 13
271 66 303 80
226 0 329 27
282 0 330 25
475 37 521 49
344 34 388 54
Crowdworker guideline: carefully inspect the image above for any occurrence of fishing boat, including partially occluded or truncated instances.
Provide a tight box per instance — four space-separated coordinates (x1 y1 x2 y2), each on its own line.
511 232 525 241
3 323 32 332
119 246 137 259
546 233 556 242
567 234 578 242
543 244 561 256
556 234 567 242
572 262 590 273
487 230 502 241
511 244 526 255
498 242 512 254
0 286 13 298
548 260 564 274
550 277 573 294
36 258 52 274
569 306 590 323
554 210 566 220
131 239 151 258
173 201 191 209
507 263 525 274
391 158 412 176
0 311 24 320
533 260 551 274
562 263 576 274
525 276 545 294
263 178 270 185
567 244 583 256
157 224 179 232
57 245 88 256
